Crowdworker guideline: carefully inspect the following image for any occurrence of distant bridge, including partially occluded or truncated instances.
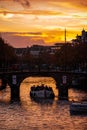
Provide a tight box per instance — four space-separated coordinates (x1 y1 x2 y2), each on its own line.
0 70 87 102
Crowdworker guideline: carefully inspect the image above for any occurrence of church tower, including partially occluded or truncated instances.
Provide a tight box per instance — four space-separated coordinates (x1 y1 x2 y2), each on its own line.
82 28 86 43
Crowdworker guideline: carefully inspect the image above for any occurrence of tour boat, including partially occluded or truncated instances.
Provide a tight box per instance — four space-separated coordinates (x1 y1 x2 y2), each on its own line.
70 101 87 114
30 85 55 99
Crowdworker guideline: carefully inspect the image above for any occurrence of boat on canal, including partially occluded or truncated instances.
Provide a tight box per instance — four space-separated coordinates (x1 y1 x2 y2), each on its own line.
70 101 87 115
30 84 55 99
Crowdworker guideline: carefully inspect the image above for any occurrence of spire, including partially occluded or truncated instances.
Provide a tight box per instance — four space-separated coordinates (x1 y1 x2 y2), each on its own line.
82 28 85 31
82 28 85 34
65 28 66 43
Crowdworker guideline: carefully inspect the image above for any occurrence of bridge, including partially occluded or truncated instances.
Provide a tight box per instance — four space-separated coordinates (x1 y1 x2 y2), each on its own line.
0 70 87 102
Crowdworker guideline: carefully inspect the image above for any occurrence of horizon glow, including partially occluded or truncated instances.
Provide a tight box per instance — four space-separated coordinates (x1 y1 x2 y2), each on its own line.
0 0 87 47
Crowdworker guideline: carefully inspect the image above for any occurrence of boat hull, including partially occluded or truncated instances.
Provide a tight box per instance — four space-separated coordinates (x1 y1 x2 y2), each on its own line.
30 89 55 99
70 102 87 115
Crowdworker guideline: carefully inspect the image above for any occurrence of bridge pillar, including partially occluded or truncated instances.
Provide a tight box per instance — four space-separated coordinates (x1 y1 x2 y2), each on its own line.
58 84 68 100
10 75 20 103
58 75 68 100
10 84 20 103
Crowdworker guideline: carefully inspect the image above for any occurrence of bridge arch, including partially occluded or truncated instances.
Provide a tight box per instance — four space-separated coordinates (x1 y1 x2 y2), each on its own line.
18 75 59 89
0 72 61 102
20 76 58 103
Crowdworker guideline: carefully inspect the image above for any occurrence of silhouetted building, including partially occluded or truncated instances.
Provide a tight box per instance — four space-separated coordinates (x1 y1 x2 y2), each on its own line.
15 44 64 57
81 29 87 43
15 47 28 57
72 29 87 45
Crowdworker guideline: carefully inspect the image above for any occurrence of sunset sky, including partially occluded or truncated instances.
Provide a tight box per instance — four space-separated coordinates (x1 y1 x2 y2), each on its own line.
0 0 87 47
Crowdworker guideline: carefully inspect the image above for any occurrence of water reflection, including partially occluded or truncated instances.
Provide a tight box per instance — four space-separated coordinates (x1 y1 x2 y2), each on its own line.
0 77 87 130
69 88 87 102
31 98 54 105
0 85 10 103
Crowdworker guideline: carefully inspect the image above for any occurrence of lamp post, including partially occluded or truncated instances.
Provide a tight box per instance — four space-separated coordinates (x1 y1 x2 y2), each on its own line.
65 28 66 44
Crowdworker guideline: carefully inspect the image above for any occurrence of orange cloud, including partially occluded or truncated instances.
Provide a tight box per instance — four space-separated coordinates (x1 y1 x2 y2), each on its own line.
0 0 87 47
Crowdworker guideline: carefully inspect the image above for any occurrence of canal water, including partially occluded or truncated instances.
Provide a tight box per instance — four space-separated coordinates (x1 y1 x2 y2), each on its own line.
0 77 87 130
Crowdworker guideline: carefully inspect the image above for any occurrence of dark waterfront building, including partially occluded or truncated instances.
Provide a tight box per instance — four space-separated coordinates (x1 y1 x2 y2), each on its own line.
72 29 87 45
15 43 64 57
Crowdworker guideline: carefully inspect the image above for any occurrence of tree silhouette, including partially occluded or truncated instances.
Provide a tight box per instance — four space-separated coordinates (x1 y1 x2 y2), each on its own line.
0 37 17 68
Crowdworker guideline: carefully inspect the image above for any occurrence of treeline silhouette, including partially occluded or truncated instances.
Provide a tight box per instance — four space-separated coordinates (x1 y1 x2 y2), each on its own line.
55 43 87 71
0 36 87 72
0 37 17 68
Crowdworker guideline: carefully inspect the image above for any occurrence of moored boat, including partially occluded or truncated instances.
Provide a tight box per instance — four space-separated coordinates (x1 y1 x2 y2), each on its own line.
30 84 55 99
70 101 87 115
